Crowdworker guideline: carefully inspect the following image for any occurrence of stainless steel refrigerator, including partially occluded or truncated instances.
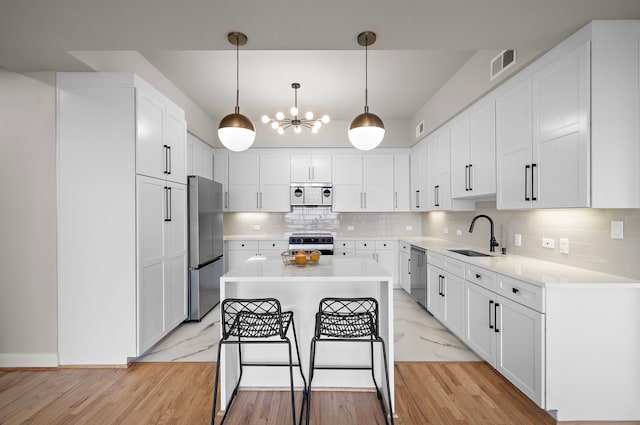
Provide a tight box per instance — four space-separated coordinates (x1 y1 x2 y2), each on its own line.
187 176 224 321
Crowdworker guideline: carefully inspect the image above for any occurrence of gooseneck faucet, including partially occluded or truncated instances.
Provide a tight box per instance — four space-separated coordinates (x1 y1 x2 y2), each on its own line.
469 214 500 253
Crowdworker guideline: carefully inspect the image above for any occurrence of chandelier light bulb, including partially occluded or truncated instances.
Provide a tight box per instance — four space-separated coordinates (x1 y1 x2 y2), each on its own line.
312 127 319 134
290 106 299 116
271 121 279 130
305 111 314 120
321 115 330 123
277 127 285 135
276 111 285 120
261 115 270 124
313 121 322 129
294 126 302 134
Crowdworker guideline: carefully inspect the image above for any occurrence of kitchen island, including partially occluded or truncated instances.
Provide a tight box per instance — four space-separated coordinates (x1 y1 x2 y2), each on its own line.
218 256 394 412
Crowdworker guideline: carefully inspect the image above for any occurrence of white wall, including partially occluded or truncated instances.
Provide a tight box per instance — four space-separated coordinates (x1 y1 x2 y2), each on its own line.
0 69 58 366
411 49 541 143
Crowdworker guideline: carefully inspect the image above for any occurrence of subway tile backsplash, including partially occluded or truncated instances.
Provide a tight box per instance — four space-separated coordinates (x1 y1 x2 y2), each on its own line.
224 202 639 280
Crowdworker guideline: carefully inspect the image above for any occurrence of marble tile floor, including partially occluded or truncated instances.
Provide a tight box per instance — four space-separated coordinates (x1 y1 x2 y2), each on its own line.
136 289 479 363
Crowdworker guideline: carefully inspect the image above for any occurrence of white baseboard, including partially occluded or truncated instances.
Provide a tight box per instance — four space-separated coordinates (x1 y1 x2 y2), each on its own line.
0 353 59 368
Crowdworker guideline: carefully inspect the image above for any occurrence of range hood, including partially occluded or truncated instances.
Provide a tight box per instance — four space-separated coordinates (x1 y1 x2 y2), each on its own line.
290 183 332 206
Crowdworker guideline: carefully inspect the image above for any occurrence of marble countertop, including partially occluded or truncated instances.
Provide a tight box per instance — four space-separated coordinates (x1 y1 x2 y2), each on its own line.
221 256 392 282
401 236 639 287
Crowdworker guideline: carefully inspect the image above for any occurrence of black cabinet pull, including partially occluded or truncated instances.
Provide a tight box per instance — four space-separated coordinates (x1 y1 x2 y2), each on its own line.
163 145 170 175
476 273 481 279
531 163 537 201
434 185 440 207
494 303 500 333
468 164 473 191
167 146 172 175
524 164 530 201
512 287 519 294
489 300 494 329
164 186 172 222
465 165 470 191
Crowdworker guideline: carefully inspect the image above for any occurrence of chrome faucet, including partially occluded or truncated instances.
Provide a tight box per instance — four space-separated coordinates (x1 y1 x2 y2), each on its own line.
469 214 500 253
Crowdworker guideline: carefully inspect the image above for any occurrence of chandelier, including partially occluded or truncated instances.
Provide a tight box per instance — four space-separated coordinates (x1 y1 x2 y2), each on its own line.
261 83 330 134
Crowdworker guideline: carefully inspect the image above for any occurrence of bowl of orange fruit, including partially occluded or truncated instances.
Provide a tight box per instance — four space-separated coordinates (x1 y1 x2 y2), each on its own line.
281 249 321 266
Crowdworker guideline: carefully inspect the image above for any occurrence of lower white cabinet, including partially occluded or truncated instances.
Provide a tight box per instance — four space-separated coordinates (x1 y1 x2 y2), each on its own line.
137 176 188 354
464 267 545 407
335 240 397 285
426 251 465 339
398 242 411 293
225 240 288 272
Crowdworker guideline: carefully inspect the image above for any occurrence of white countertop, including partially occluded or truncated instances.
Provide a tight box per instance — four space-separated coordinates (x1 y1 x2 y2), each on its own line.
401 236 639 287
222 256 392 282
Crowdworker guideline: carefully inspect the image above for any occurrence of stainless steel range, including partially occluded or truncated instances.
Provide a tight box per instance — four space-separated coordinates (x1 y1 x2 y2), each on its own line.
288 232 334 255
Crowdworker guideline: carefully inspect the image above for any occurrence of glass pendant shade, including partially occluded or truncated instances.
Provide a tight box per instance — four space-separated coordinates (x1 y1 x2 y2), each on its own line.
218 107 255 152
348 111 385 151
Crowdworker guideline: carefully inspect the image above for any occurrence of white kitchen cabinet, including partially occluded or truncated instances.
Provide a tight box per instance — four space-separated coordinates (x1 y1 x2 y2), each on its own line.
334 240 356 257
426 129 474 212
57 73 188 365
225 239 289 272
497 41 589 210
136 82 187 185
393 154 411 211
335 240 397 284
450 99 496 199
290 153 331 182
426 251 466 339
398 242 411 293
213 151 229 211
187 133 214 179
137 176 187 354
464 267 545 407
332 153 394 212
228 153 290 212
410 143 428 210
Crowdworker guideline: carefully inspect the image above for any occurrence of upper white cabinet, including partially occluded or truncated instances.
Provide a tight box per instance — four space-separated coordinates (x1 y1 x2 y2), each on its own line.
332 153 394 212
496 42 589 209
410 143 428 211
228 153 290 212
290 153 331 182
450 99 496 199
496 21 640 209
213 151 229 211
393 154 411 211
57 72 188 364
187 133 214 179
136 82 187 185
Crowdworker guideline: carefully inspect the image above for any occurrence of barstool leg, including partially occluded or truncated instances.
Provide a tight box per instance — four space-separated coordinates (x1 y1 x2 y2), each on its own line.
290 318 307 425
380 339 394 425
306 338 317 425
285 340 297 425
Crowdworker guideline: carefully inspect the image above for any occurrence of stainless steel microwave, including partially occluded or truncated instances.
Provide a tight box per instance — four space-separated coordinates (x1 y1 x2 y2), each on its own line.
290 184 332 206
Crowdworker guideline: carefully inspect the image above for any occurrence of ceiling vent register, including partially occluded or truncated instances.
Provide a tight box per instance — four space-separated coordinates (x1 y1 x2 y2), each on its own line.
490 49 516 80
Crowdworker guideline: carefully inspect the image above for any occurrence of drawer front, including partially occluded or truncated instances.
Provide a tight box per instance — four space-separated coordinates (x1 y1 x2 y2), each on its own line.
466 265 497 292
399 241 411 254
335 240 355 250
356 240 375 250
497 274 545 313
259 240 288 251
426 250 445 269
334 249 356 257
375 240 395 251
227 240 259 251
442 256 465 279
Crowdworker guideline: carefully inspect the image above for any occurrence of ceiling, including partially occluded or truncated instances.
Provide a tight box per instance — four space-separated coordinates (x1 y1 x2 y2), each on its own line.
2 0 640 146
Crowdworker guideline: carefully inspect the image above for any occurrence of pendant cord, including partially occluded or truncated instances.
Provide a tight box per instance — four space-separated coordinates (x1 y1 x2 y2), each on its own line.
364 37 369 113
235 37 240 109
294 87 298 118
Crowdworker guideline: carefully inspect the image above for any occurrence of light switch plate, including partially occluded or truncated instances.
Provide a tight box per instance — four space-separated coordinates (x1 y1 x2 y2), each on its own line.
611 221 624 239
559 238 569 254
456 229 462 236
514 234 522 247
542 238 555 249
443 228 448 234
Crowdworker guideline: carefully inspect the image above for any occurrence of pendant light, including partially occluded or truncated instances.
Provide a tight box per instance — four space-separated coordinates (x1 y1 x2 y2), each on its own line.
218 32 255 152
348 31 385 151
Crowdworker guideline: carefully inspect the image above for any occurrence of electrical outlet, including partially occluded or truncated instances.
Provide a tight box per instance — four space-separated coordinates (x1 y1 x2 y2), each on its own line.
406 225 413 231
611 221 624 239
443 228 448 234
456 229 462 236
252 224 261 230
514 234 522 247
559 238 569 254
347 226 354 231
542 238 555 249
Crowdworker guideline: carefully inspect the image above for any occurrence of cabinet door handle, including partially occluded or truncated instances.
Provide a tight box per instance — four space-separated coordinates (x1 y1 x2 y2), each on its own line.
167 145 172 175
464 165 469 191
476 273 481 279
224 192 228 210
494 303 500 333
415 190 420 209
395 192 398 209
164 186 172 222
441 275 445 297
524 165 531 201
531 163 537 201
489 300 494 329
256 192 260 209
163 145 170 174
309 166 312 181
468 164 473 191
434 185 440 207
259 192 263 209
512 287 519 294
363 192 367 209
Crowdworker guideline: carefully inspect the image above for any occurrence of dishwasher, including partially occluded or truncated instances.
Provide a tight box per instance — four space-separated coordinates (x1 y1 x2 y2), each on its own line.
409 245 427 307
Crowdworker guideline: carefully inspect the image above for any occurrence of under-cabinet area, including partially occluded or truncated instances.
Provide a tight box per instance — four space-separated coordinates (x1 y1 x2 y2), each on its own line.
402 237 640 422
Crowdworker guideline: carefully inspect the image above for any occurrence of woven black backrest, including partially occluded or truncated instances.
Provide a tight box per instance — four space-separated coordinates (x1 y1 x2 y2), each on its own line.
221 298 285 339
316 297 379 338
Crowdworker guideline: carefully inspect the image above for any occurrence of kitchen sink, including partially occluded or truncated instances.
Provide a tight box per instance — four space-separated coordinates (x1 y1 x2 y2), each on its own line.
448 249 492 257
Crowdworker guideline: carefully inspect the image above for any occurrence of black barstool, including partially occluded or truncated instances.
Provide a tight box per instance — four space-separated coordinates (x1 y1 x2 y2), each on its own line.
306 297 394 425
211 298 307 425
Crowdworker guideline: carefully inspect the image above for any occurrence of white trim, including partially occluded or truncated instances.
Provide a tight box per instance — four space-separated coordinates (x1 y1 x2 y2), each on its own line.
0 353 59 368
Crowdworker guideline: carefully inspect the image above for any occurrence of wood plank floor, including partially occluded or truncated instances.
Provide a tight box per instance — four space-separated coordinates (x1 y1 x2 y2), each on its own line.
1 362 637 425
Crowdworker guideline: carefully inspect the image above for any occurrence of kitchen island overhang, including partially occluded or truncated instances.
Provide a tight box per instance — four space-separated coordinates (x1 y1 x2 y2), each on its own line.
219 256 395 412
